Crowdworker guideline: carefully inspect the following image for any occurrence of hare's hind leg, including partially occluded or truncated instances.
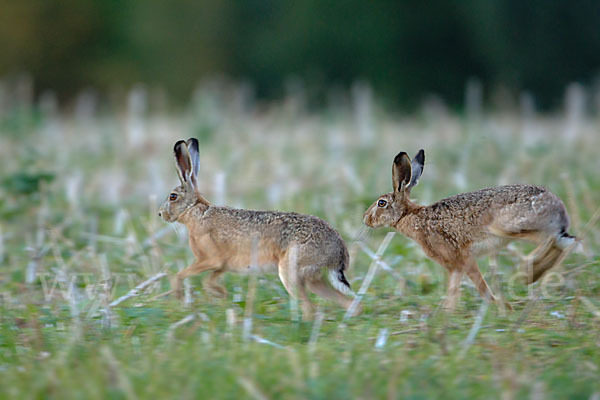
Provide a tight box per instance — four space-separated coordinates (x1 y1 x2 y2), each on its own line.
296 282 314 321
490 224 571 284
277 257 314 320
306 278 359 316
521 236 569 284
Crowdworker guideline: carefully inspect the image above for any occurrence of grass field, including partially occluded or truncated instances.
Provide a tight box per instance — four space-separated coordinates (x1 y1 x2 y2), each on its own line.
1 86 599 399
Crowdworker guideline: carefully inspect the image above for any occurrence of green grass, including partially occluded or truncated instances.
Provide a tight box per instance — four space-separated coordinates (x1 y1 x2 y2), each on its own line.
0 94 599 399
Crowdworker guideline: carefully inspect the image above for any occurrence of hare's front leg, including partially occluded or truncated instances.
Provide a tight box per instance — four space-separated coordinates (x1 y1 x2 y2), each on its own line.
203 269 227 298
463 257 499 304
172 260 220 300
442 269 463 310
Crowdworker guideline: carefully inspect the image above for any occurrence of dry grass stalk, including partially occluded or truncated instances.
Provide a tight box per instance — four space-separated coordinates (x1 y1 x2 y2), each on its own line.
580 205 600 238
100 345 138 400
458 299 489 359
243 235 260 340
563 173 582 233
237 376 270 400
183 276 192 307
344 232 395 320
357 240 402 281
308 307 324 350
511 287 541 333
109 272 167 307
249 335 284 348
166 314 196 341
579 296 600 320
99 253 114 328
374 328 389 350
0 224 5 265
287 245 299 321
488 255 508 316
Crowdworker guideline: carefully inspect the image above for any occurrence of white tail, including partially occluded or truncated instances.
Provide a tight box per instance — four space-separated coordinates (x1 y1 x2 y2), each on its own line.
328 270 353 295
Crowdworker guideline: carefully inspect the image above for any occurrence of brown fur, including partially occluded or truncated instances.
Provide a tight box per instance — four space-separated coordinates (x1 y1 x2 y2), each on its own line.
159 139 358 320
522 237 568 284
363 150 576 310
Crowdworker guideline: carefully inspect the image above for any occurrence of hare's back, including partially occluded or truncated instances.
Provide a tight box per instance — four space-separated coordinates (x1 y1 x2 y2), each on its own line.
430 185 568 232
437 185 555 209
486 185 570 235
206 207 343 246
439 184 542 206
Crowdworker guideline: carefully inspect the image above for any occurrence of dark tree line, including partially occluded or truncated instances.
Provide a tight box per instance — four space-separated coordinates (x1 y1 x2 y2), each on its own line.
1 0 599 109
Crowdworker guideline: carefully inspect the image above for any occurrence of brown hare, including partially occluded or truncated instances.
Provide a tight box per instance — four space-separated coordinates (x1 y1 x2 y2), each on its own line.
158 138 358 319
363 150 577 310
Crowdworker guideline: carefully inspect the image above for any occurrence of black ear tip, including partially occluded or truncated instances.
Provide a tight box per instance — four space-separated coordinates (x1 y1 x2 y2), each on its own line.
415 149 425 163
174 140 187 152
187 138 199 147
393 151 409 164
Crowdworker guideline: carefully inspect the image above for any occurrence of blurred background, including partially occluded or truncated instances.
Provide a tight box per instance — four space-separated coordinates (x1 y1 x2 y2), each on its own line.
1 3 600 398
1 0 600 111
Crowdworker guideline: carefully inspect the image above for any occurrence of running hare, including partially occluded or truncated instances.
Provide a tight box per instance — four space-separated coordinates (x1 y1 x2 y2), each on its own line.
363 150 577 310
158 138 358 319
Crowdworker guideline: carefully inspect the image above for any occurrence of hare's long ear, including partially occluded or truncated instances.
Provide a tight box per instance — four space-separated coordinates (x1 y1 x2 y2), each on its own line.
392 152 412 193
406 149 425 191
186 138 200 179
174 140 196 187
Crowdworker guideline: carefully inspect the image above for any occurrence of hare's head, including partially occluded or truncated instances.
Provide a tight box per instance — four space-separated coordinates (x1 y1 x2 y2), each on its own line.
159 138 209 222
363 150 424 228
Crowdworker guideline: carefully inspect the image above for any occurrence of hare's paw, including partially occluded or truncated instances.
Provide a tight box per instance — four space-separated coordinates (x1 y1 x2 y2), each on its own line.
204 282 227 298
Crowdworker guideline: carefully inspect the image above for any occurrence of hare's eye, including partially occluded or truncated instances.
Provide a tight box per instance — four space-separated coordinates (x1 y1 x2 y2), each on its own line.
169 193 178 201
377 199 387 207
